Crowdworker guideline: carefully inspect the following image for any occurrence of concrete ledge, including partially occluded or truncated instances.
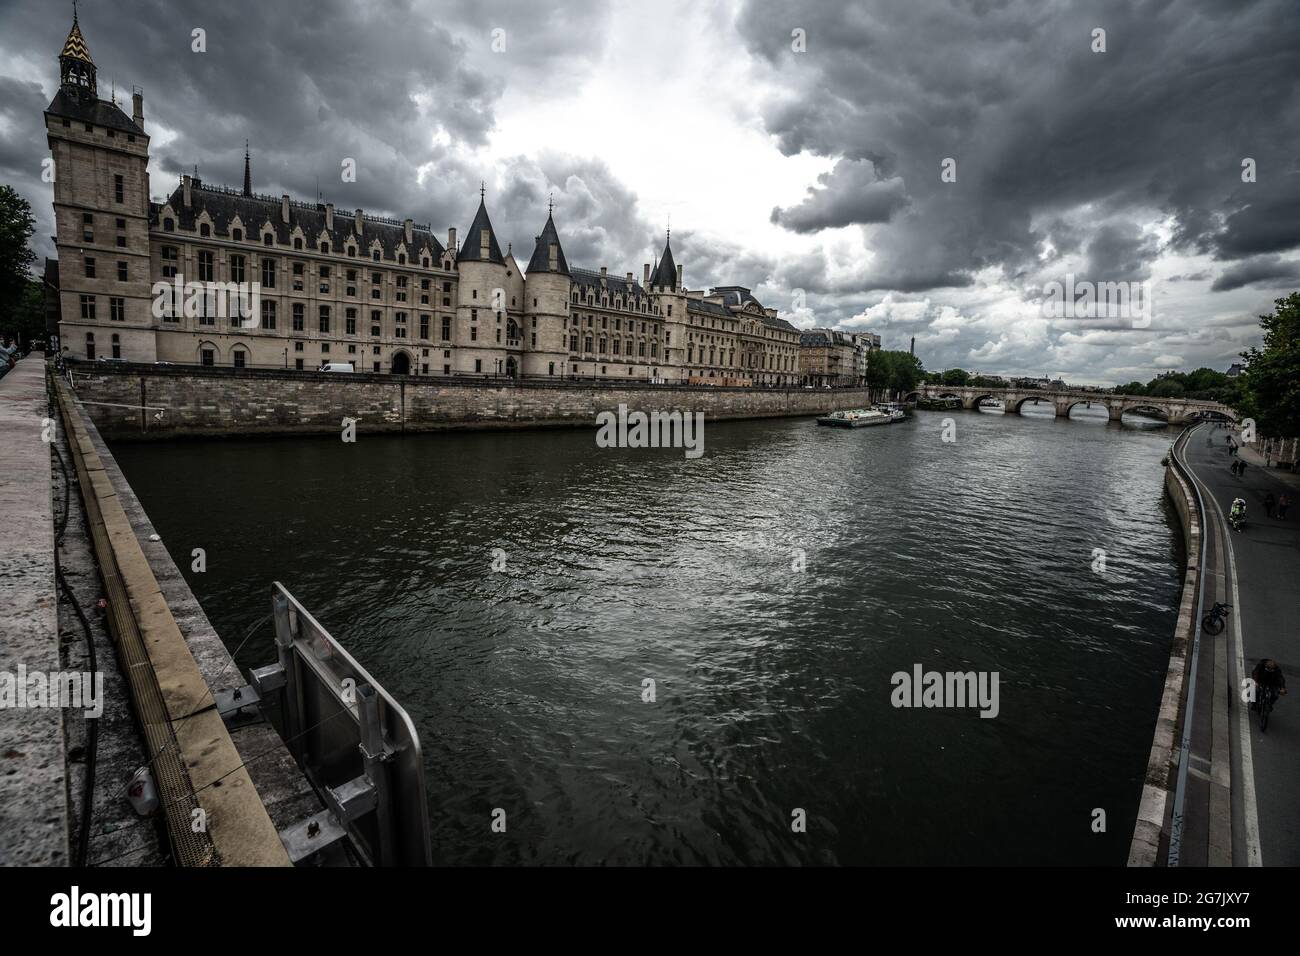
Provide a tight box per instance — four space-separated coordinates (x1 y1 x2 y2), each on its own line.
1128 437 1201 866
56 378 291 866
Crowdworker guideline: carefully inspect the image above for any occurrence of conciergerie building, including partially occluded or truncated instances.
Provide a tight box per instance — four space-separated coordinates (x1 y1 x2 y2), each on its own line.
43 14 807 384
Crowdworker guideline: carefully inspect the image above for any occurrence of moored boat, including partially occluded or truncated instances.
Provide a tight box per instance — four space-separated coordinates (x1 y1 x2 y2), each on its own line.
817 408 891 428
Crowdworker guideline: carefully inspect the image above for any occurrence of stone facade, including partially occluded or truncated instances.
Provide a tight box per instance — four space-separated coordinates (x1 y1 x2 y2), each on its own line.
798 328 872 387
44 15 828 388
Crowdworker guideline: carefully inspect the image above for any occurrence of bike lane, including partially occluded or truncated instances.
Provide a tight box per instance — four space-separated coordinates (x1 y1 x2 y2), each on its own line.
1184 425 1300 865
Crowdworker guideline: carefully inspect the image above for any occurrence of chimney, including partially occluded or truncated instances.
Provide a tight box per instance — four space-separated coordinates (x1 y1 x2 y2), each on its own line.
355 208 363 234
447 227 456 253
676 264 683 288
181 174 192 208
548 242 558 270
600 266 607 278
404 218 413 244
325 203 334 231
626 272 633 285
281 194 290 224
643 263 650 286
132 90 143 128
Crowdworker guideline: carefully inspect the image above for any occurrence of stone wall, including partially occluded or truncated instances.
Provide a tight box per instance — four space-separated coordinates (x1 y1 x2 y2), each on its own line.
66 362 874 440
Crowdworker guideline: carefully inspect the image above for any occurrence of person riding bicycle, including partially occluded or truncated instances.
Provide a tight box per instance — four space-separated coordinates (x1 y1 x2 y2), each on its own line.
1251 659 1287 710
1230 498 1246 522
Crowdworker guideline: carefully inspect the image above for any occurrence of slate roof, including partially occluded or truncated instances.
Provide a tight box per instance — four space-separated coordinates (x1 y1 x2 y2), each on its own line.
525 213 569 276
151 181 445 262
45 88 144 136
457 198 504 264
570 268 647 297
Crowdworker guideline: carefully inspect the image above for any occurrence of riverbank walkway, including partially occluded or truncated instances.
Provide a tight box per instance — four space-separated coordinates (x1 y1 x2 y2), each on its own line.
0 353 68 864
1176 423 1300 866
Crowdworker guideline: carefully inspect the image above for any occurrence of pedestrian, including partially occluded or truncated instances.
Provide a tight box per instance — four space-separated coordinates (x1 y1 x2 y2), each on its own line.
1280 495 1291 520
1239 460 1248 477
1265 492 1276 518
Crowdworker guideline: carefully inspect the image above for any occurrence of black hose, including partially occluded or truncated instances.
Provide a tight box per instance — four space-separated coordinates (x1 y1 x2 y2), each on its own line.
51 430 99 867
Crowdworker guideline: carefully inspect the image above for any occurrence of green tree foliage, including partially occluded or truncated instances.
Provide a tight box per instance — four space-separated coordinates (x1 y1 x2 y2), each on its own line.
866 349 925 398
941 367 970 386
1237 292 1300 438
0 185 39 342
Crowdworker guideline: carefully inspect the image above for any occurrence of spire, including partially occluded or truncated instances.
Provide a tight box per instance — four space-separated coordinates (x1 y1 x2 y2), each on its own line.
242 141 252 197
458 192 504 264
526 205 570 276
59 6 97 97
649 230 677 289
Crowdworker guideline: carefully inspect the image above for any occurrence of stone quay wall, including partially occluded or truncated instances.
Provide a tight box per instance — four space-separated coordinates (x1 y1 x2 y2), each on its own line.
64 362 875 440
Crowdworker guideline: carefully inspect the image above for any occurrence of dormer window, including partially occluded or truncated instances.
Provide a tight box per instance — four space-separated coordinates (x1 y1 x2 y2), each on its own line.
372 250 380 262
232 228 243 241
294 237 303 250
163 218 174 232
199 223 210 237
321 242 330 254
263 233 273 246
398 254 406 265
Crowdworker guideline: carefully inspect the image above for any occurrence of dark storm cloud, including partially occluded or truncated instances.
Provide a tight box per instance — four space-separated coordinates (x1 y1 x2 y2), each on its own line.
0 0 625 262
770 159 908 231
1210 254 1300 293
738 0 1300 296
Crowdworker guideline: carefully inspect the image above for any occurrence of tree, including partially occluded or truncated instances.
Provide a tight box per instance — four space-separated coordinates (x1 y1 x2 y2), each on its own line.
941 367 970 386
888 351 923 396
1238 292 1300 437
0 278 44 347
1149 378 1185 398
1116 381 1147 396
0 184 37 335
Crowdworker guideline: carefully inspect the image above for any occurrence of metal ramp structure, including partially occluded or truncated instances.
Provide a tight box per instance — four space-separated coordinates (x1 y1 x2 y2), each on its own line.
241 583 432 866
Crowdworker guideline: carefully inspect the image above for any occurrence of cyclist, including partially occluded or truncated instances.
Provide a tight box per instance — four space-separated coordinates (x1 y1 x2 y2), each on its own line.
1251 659 1287 711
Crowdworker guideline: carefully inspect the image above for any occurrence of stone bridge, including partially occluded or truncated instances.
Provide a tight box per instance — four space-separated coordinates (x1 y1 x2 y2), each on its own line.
904 384 1236 425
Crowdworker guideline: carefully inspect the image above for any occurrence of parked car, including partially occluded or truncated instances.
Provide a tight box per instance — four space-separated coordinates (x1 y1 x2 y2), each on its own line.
319 362 355 373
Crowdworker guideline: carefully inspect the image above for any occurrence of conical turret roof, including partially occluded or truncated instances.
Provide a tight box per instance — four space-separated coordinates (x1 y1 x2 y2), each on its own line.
649 232 677 289
61 15 93 63
526 211 569 276
458 195 505 264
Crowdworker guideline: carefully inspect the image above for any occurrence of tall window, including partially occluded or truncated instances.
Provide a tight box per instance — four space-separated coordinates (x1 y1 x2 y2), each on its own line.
261 258 276 288
262 300 277 330
318 305 330 333
85 333 95 360
230 255 245 283
117 260 128 282
198 250 214 282
441 316 451 341
80 295 96 320
114 174 124 204
292 302 305 331
110 297 125 322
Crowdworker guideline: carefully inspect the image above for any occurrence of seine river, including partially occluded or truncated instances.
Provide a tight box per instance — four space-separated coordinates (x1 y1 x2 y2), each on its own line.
112 404 1181 865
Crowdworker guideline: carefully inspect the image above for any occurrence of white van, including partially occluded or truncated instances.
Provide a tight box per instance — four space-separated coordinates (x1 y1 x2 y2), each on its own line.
319 362 355 373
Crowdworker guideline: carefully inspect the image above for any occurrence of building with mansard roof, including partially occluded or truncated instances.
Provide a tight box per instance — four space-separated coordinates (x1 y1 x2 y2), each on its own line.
42 13 840 385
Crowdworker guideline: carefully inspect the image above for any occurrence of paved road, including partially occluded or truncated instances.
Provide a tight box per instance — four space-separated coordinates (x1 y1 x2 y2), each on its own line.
1183 423 1300 866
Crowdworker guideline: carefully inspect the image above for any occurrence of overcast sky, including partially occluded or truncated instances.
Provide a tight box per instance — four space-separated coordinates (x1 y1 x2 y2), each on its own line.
2 0 1297 384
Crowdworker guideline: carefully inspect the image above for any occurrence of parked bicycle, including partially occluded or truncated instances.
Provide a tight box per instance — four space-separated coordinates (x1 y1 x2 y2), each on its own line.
1202 602 1232 635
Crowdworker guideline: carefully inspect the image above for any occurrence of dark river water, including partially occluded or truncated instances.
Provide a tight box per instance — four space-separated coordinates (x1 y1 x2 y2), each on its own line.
112 405 1181 865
